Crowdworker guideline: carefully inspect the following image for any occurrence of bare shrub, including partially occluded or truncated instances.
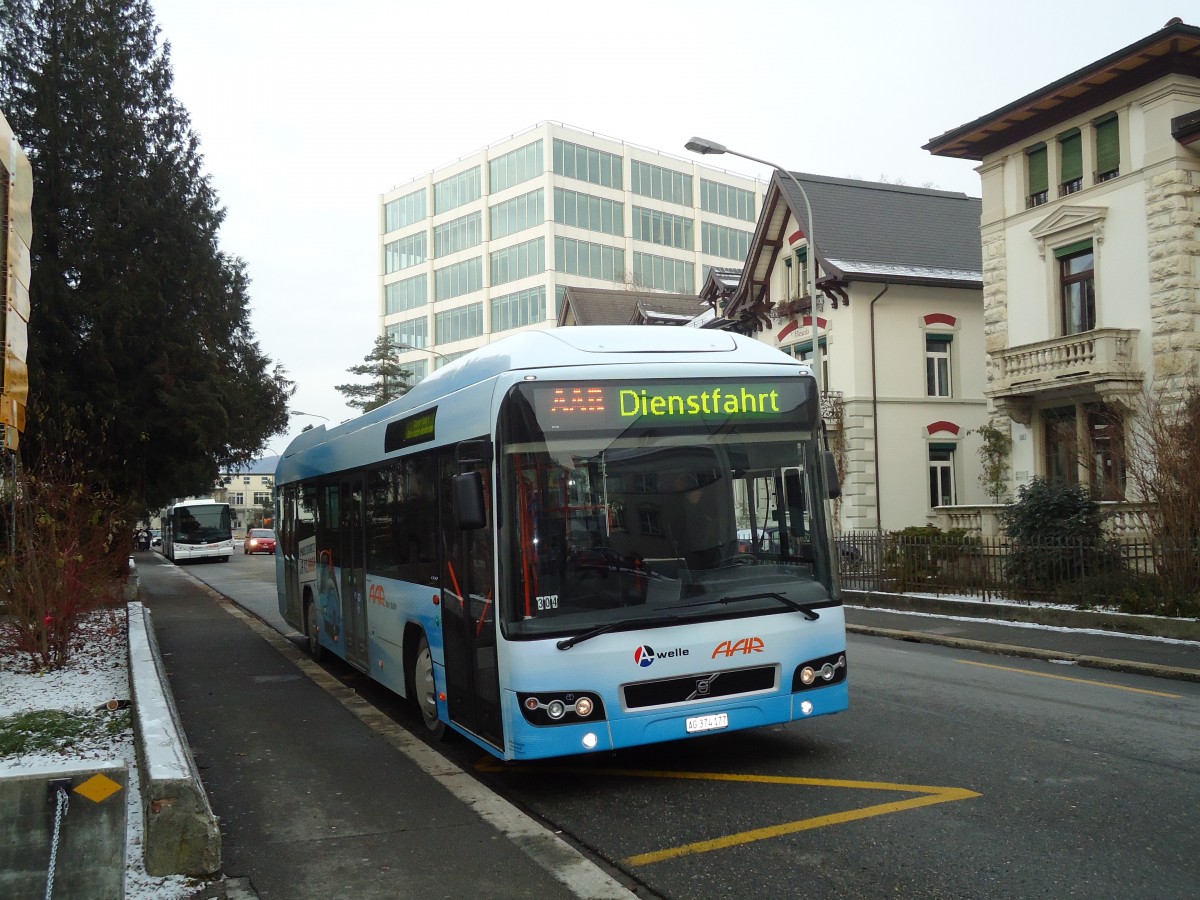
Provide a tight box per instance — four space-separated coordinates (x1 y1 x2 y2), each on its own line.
0 411 134 670
1125 385 1200 616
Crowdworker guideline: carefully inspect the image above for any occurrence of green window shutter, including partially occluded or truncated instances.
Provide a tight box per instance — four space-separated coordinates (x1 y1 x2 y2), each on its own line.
1053 239 1092 259
1059 130 1082 183
929 443 958 453
925 333 953 344
1027 144 1047 195
1095 114 1119 175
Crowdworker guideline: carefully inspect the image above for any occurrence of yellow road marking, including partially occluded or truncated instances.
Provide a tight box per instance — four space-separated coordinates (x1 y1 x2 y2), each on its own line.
476 760 980 865
956 659 1182 698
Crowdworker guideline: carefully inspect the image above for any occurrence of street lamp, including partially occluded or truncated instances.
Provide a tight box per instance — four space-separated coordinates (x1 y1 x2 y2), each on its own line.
289 410 329 421
396 342 451 366
685 137 823 395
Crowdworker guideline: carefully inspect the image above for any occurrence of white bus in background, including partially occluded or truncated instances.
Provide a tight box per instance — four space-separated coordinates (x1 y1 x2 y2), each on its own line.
162 499 235 563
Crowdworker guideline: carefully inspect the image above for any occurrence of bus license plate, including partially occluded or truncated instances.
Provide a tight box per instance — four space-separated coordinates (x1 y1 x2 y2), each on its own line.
686 713 729 733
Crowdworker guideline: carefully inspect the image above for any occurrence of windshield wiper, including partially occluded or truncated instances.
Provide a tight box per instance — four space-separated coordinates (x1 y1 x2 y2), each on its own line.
556 615 678 651
655 591 822 620
717 591 821 620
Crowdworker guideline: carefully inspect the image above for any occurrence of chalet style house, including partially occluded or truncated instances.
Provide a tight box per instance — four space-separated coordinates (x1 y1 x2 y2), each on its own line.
719 173 987 532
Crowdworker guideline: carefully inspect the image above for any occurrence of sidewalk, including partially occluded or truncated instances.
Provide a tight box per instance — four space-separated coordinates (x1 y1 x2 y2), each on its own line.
135 555 636 900
844 592 1200 681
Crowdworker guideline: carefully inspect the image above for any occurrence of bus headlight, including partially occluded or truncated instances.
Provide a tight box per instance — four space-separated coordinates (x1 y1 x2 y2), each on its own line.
792 652 848 693
516 691 606 726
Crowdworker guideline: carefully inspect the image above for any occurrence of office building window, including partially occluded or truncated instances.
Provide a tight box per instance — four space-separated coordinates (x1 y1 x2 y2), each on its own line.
490 188 544 240
555 187 623 236
700 179 756 221
630 159 692 206
1059 129 1082 196
385 274 428 315
384 188 427 232
555 236 623 281
701 222 752 260
1057 241 1095 335
434 302 484 343
552 138 622 189
632 251 694 293
434 257 483 301
489 140 543 193
491 286 546 333
633 206 692 250
925 334 952 397
229 492 244 506
433 211 482 257
387 316 428 350
1026 143 1048 208
252 492 271 507
928 445 956 508
490 237 545 287
384 232 427 274
433 166 481 214
1094 113 1120 182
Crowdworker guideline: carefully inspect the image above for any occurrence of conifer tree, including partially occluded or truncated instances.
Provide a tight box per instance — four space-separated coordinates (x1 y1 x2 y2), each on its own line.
0 0 293 512
335 334 414 413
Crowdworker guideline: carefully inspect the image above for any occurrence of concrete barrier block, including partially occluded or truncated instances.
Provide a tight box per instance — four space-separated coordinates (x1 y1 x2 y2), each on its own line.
0 760 128 900
127 602 221 876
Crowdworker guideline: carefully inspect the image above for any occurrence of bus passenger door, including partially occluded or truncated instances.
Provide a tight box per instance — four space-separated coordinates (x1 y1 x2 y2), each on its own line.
439 455 501 749
340 477 368 669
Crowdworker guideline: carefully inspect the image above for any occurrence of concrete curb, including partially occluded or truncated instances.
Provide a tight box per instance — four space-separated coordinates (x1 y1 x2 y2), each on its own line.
127 601 221 876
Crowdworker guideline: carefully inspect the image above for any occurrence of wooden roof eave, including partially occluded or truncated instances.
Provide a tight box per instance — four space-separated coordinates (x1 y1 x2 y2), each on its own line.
925 22 1200 160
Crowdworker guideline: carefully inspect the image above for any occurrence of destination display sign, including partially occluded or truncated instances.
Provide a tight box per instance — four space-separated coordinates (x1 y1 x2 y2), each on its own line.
520 378 815 434
384 407 437 452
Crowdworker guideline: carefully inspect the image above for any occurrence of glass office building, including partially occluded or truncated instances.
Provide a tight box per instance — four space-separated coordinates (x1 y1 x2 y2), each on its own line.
380 122 764 380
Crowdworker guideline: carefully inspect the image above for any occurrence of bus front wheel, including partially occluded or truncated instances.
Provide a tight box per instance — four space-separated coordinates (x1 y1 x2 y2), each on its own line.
304 600 324 662
413 634 446 741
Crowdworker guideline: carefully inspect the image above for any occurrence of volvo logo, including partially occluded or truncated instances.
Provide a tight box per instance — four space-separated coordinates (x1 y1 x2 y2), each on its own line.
689 672 720 701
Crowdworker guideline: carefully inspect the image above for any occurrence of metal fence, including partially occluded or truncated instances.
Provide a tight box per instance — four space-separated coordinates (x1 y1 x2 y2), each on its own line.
835 530 1200 617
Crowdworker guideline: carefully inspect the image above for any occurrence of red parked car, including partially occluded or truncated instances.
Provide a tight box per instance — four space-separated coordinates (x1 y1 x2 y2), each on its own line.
244 528 276 555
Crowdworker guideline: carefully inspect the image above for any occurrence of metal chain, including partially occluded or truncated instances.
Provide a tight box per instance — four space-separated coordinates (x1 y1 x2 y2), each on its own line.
45 786 69 900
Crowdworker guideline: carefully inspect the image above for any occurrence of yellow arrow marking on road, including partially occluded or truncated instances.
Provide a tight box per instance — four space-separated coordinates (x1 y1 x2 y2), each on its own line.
956 659 1183 698
477 760 980 866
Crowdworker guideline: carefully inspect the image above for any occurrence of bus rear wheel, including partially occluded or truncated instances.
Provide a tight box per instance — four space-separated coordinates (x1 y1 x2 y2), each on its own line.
304 600 324 662
413 634 446 741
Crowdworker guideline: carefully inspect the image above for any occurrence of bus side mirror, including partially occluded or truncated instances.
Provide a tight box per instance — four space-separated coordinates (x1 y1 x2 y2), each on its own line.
824 451 841 500
452 472 487 530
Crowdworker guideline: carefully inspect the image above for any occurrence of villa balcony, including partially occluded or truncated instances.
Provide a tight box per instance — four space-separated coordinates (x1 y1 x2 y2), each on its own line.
985 328 1143 423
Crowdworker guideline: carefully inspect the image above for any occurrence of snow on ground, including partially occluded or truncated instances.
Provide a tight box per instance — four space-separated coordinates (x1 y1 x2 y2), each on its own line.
0 610 205 899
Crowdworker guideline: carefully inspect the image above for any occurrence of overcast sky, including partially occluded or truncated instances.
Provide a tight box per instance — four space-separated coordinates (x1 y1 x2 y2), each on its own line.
147 0 1189 456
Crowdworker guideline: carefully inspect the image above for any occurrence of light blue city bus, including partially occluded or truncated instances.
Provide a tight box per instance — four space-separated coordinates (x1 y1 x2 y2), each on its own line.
275 326 848 761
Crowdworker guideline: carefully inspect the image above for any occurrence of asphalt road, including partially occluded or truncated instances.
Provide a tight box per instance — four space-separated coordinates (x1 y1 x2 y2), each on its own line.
177 550 1200 899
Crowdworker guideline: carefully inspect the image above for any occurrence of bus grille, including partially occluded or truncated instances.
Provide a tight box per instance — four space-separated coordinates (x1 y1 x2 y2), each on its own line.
621 665 779 710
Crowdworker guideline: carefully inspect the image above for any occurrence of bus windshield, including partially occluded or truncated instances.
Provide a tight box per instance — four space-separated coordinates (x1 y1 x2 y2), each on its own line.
498 377 835 639
172 503 232 544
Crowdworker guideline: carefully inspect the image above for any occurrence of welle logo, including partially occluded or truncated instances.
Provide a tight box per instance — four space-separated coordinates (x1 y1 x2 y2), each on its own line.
633 645 689 667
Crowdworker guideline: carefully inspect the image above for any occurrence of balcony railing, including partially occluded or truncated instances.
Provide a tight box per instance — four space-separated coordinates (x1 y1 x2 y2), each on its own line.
987 328 1141 400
